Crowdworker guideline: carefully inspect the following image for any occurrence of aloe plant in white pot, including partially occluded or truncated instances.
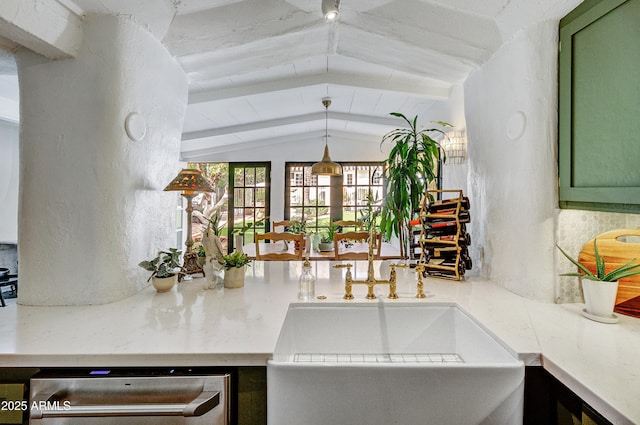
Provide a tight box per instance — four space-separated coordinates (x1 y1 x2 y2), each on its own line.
557 240 640 320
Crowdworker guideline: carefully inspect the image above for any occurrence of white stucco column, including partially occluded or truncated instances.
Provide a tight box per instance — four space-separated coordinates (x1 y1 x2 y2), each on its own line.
16 14 188 305
464 21 559 302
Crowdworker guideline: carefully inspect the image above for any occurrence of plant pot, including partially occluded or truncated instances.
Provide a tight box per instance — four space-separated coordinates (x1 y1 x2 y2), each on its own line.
224 266 246 288
294 238 306 252
582 279 618 318
318 242 333 252
151 274 177 293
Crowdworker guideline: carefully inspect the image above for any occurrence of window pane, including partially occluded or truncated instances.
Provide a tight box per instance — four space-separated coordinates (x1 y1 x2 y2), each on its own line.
234 168 244 186
256 188 266 205
256 168 266 185
246 168 255 186
290 207 304 221
234 188 244 207
290 188 303 206
245 188 254 207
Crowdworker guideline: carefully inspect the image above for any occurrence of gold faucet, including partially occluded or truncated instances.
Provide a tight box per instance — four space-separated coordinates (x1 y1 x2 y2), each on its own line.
333 229 408 300
414 264 427 299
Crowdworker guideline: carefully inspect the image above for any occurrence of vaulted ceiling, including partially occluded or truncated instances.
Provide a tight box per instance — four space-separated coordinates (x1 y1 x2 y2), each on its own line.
0 0 579 159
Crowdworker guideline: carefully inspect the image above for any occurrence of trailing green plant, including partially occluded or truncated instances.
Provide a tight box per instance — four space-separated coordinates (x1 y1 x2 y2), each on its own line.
138 248 182 281
288 218 307 235
219 251 252 271
557 240 640 281
379 113 451 257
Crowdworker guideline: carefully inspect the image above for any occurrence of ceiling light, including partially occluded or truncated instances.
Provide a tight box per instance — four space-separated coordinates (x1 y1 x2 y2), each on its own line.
311 97 343 176
322 0 340 21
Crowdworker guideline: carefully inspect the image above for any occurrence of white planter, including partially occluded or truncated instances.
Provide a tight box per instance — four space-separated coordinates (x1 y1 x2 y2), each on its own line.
582 279 618 317
318 242 333 252
223 266 246 288
151 275 177 293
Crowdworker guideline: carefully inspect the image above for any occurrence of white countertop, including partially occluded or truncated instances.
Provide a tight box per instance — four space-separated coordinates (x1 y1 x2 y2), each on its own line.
1 260 639 424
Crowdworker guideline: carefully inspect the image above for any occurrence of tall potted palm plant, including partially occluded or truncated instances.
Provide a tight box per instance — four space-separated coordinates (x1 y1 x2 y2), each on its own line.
380 113 450 258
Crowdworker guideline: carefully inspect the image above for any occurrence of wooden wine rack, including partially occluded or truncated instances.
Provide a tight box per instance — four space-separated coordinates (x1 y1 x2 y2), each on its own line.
417 190 471 281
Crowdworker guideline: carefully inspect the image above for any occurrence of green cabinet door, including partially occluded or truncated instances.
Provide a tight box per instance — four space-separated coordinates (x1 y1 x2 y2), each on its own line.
558 0 640 213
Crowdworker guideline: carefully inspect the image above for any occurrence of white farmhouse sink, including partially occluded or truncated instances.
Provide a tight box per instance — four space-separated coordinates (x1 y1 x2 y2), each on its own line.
267 302 524 425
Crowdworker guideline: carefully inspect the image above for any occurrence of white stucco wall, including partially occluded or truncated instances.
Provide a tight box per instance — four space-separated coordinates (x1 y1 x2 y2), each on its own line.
433 85 469 192
0 120 18 244
16 14 187 305
464 20 559 302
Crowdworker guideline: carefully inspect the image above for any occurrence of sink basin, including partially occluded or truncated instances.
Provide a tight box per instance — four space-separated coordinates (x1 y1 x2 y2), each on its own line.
267 302 524 425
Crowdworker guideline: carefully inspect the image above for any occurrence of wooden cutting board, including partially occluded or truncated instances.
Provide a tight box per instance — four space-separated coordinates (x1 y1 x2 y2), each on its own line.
578 228 640 318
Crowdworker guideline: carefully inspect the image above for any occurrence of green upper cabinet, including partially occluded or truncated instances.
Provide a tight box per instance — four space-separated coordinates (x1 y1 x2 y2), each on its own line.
558 0 640 213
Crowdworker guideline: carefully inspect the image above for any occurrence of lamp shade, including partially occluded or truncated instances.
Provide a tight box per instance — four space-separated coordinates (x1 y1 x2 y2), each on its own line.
164 168 214 194
311 96 343 176
311 144 343 176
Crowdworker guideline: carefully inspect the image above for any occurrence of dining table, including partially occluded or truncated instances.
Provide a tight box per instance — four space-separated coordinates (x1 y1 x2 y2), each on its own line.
242 241 403 260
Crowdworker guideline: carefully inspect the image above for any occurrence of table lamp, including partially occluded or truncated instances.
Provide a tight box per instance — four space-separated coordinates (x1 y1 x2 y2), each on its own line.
164 168 214 281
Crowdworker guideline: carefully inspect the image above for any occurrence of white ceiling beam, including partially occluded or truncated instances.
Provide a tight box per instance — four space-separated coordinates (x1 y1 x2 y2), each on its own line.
0 0 82 59
182 110 408 141
188 72 451 105
181 129 381 161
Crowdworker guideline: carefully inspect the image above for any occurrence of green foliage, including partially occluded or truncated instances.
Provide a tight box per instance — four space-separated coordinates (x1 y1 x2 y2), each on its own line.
359 191 382 233
205 208 225 237
219 251 252 270
379 113 451 256
321 222 340 243
557 240 640 281
138 248 182 282
288 218 307 235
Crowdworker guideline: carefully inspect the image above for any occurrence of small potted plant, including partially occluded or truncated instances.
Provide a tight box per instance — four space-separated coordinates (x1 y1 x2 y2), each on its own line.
557 240 640 320
318 223 339 251
288 218 307 234
288 218 307 251
138 248 182 292
219 251 252 288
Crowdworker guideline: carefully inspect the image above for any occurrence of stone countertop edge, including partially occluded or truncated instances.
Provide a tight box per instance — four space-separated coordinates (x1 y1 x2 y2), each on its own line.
0 260 638 424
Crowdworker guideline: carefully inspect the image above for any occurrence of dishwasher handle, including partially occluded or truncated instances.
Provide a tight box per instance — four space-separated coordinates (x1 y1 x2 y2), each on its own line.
30 390 220 418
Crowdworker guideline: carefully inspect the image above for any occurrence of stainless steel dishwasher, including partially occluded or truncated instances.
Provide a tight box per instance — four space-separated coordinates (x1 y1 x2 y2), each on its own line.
29 369 230 424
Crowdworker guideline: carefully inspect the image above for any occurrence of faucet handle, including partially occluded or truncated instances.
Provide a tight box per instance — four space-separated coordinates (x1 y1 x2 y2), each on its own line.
389 263 409 270
334 264 354 300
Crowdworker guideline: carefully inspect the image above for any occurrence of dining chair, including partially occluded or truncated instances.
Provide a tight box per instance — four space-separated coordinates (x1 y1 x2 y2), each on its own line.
255 232 304 261
333 220 364 231
271 220 291 232
334 231 382 260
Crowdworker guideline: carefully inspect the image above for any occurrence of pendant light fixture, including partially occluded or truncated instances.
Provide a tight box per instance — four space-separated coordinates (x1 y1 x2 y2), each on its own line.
311 97 343 176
